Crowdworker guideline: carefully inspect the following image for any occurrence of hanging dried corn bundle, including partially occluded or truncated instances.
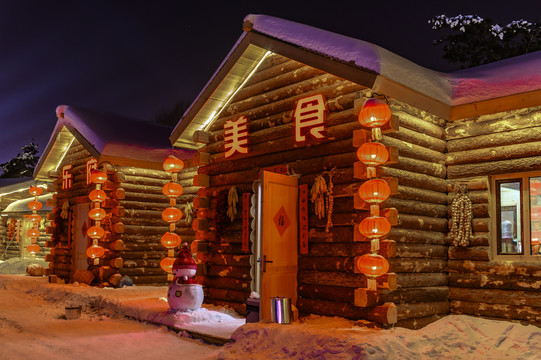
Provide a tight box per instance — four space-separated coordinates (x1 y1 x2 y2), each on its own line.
310 175 327 220
324 168 336 232
227 186 239 222
450 184 473 247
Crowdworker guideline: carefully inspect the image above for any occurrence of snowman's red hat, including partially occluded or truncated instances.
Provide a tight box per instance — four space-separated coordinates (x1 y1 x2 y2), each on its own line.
173 243 197 271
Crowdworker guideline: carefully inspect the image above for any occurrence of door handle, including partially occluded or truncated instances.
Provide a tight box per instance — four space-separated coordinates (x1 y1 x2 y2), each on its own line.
261 255 273 272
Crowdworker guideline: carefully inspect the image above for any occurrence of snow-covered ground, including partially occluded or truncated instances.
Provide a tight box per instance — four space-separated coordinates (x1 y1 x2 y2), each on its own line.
1 259 540 359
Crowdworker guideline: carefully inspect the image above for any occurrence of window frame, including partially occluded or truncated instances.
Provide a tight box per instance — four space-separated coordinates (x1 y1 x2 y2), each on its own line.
491 171 541 261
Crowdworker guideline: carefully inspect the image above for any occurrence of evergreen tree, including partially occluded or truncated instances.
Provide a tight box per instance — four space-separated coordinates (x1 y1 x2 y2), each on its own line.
429 15 541 68
0 140 39 178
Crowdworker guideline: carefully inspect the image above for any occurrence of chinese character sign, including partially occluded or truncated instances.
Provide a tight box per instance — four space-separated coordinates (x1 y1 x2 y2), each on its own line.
62 164 73 190
294 94 327 143
86 158 97 185
224 116 249 158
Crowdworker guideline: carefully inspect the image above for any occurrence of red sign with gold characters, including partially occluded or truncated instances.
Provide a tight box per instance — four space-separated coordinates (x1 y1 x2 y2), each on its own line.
299 184 309 254
294 94 327 143
242 193 250 252
224 116 249 158
86 158 98 185
62 164 73 190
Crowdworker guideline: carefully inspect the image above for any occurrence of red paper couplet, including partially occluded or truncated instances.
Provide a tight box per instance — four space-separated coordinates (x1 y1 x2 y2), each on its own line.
299 184 309 254
242 193 250 252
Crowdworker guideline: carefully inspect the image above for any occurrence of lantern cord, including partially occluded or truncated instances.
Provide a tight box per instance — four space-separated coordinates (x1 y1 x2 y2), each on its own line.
370 92 389 104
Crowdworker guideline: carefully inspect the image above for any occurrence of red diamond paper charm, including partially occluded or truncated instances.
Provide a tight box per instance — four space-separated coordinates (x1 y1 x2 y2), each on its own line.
273 206 291 237
81 220 89 238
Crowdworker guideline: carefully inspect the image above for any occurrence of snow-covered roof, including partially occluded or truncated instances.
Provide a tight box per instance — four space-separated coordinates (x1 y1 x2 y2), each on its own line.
35 105 194 180
2 193 52 214
170 14 541 146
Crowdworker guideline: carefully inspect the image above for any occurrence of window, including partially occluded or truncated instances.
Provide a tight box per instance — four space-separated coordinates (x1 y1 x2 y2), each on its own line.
493 172 541 259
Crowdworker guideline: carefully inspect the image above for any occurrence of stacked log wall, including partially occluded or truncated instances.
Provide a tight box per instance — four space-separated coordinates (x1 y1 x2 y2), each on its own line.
0 212 50 260
117 163 197 285
0 217 10 259
446 106 541 326
192 53 450 324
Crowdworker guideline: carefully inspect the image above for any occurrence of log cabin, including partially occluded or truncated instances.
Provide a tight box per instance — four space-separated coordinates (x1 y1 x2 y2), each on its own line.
33 105 195 286
0 178 51 260
169 14 541 328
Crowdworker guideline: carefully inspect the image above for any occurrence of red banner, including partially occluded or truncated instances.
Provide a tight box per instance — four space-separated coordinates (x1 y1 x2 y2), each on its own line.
242 193 250 252
299 184 309 254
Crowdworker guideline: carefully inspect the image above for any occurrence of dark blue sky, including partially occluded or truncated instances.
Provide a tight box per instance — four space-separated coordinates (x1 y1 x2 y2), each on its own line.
1 0 540 165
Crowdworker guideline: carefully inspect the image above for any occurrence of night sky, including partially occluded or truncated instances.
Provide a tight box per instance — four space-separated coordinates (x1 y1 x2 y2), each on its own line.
1 1 540 165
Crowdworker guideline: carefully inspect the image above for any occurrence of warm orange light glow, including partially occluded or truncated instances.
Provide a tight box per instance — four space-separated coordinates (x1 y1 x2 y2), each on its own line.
162 182 184 198
357 142 388 166
29 186 43 196
87 226 105 239
90 170 107 184
161 232 182 248
89 189 107 202
358 179 391 204
356 253 389 277
28 200 43 211
28 214 42 223
26 244 40 254
27 228 40 239
89 208 106 221
358 216 391 238
86 244 105 259
162 207 182 223
163 155 184 173
358 98 391 128
160 257 176 273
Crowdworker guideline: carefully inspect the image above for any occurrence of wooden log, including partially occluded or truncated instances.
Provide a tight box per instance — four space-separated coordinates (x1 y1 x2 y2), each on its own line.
395 314 446 330
397 214 448 232
385 198 447 218
120 250 165 259
395 185 448 205
298 256 356 272
195 253 251 267
447 176 489 192
385 125 446 153
396 301 449 320
309 240 396 258
397 273 448 288
121 267 165 276
206 265 250 279
448 273 541 292
122 258 161 268
395 244 448 259
241 58 304 90
450 299 541 324
393 109 445 140
389 156 446 179
447 190 489 204
450 287 541 307
309 226 355 243
389 258 447 273
448 246 489 261
447 124 541 153
206 288 250 303
447 140 541 166
448 155 541 178
383 136 446 165
355 286 449 307
126 274 168 285
448 260 541 277
472 218 489 232
88 257 123 268
382 167 447 193
299 270 396 290
299 284 354 303
197 276 251 291
388 227 447 245
297 298 397 324
309 208 398 228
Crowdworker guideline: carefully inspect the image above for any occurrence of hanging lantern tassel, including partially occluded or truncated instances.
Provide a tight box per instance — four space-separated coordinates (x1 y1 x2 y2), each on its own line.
161 155 185 281
26 186 44 256
88 170 107 265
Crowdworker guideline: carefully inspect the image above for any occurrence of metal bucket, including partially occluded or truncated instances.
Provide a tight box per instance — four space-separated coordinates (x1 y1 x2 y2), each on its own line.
65 306 81 320
270 297 291 324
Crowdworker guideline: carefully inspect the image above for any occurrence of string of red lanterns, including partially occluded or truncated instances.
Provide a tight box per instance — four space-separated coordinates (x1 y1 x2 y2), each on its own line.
26 185 44 255
356 97 392 291
161 155 184 281
86 170 107 265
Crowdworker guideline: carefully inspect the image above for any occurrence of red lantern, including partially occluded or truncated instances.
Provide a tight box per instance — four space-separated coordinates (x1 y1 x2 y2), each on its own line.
358 216 391 238
161 232 182 248
356 253 389 277
89 208 106 221
29 186 43 196
86 244 105 259
28 214 42 223
358 98 391 128
87 226 105 239
160 257 176 273
28 200 43 211
357 142 388 166
26 244 40 255
162 182 184 198
358 179 391 204
163 155 184 173
162 207 182 223
27 228 40 239
89 189 107 202
90 170 107 184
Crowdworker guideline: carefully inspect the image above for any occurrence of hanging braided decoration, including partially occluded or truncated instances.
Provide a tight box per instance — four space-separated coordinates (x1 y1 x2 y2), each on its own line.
227 186 239 222
184 202 194 225
310 175 327 220
324 167 336 233
450 184 473 247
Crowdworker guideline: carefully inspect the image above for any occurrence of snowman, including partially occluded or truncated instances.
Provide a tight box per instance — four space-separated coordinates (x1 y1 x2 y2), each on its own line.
167 243 204 311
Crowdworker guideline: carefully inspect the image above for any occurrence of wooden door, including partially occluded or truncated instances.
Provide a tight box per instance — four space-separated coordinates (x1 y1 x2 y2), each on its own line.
260 171 298 321
73 203 91 278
